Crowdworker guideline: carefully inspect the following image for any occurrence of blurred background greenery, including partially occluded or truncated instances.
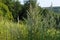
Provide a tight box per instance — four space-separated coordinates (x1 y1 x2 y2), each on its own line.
0 0 60 40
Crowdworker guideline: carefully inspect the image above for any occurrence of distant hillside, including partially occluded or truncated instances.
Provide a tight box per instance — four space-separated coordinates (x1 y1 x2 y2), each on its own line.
43 7 60 13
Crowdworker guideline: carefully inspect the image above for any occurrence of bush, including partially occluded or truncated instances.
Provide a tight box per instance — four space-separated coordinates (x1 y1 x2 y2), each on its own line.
0 2 13 20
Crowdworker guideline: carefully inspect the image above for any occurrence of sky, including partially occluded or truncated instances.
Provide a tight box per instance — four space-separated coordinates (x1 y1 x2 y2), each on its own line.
19 0 60 7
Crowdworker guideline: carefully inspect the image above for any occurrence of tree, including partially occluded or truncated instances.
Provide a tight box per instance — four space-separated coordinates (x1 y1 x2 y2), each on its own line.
20 0 37 20
24 0 37 7
0 0 23 21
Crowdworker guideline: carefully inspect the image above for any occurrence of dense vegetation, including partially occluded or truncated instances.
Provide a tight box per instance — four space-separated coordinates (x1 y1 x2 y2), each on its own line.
0 0 60 40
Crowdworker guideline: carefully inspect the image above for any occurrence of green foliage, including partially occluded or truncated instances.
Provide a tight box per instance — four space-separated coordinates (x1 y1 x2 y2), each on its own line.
0 6 60 40
0 0 60 40
0 20 28 40
11 0 22 20
0 0 23 21
0 2 13 20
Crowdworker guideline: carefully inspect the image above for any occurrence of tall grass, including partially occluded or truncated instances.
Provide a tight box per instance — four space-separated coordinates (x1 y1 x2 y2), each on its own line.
0 19 28 40
26 4 60 40
0 5 60 40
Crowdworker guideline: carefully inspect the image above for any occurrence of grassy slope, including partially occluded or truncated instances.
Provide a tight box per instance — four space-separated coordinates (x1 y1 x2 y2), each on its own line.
0 19 60 40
